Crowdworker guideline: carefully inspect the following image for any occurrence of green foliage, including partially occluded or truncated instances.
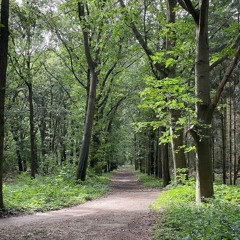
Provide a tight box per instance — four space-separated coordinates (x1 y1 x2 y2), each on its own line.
135 171 162 188
151 183 240 240
2 166 109 214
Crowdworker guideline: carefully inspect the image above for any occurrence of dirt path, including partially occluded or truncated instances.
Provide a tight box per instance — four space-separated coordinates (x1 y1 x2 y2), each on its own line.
0 168 160 240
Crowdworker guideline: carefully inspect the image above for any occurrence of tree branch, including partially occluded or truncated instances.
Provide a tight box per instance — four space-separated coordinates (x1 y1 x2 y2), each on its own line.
211 46 240 111
118 0 165 79
210 33 240 71
177 0 199 23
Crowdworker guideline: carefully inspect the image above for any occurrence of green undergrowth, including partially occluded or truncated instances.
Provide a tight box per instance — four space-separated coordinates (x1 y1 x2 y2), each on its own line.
2 166 109 215
151 181 240 240
134 171 163 188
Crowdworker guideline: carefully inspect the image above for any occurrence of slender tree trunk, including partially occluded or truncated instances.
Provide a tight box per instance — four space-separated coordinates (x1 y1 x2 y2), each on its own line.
162 143 171 187
233 105 237 185
90 132 101 168
156 128 162 178
39 97 47 160
77 2 98 181
160 127 171 186
167 0 187 180
221 107 226 184
26 82 36 179
229 95 233 185
77 72 97 181
212 118 215 181
0 0 9 209
134 133 139 170
12 134 23 172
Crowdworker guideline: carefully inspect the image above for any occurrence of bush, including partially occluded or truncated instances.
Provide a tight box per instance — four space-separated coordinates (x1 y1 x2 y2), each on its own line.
2 165 109 214
151 183 240 240
135 171 163 188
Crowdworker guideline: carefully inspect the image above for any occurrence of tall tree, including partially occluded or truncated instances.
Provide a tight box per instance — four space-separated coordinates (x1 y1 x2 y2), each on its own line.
118 0 187 183
76 2 98 181
178 0 240 202
0 0 9 209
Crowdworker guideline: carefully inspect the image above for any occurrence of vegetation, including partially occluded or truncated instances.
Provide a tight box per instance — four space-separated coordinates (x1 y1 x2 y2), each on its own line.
136 171 240 239
135 171 163 188
1 166 109 215
0 2 240 238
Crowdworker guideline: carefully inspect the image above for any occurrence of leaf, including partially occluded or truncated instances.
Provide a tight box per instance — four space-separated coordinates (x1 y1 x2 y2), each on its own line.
0 23 5 28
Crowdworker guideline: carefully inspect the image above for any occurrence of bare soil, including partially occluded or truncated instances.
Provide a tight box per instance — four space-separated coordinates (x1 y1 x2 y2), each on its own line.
0 168 160 240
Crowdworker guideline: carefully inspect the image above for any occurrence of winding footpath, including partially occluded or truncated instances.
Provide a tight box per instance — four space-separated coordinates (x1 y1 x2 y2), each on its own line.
0 168 160 240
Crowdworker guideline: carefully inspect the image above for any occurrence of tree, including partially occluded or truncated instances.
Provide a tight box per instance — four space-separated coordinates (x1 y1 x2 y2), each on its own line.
9 1 46 178
0 0 9 209
76 2 99 181
177 0 240 202
118 0 188 184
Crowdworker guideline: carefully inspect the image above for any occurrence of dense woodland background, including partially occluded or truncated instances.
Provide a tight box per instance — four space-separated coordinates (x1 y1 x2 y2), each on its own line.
0 0 240 209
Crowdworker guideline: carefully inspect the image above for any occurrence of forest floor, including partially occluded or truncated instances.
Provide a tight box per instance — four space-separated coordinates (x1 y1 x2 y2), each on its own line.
0 168 160 240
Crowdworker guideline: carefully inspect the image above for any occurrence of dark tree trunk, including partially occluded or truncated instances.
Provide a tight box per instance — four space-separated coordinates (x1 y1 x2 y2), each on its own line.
212 118 215 181
77 2 98 181
178 0 240 201
12 134 23 172
26 82 36 179
134 133 139 170
221 103 227 184
162 143 171 187
90 132 101 168
156 129 162 178
233 106 237 185
0 0 9 209
160 127 171 186
39 97 47 159
229 95 233 185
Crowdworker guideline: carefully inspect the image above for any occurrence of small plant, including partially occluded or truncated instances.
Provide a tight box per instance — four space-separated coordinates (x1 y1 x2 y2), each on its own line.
151 183 240 240
135 171 163 188
2 165 110 215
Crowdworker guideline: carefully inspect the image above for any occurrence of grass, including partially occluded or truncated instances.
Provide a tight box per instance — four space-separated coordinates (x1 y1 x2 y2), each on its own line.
151 180 240 240
133 170 240 239
1 165 110 215
134 171 163 188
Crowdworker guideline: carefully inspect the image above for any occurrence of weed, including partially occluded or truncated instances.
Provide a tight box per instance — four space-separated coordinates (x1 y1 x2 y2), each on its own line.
2 165 109 215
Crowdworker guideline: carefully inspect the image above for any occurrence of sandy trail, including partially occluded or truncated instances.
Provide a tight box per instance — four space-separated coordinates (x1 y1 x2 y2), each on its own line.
0 168 160 240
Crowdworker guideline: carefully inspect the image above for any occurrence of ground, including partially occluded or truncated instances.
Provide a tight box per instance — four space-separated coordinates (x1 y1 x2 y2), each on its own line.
0 168 160 240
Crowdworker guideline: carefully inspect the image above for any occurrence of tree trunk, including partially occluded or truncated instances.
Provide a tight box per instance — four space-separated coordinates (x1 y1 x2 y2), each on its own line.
156 129 162 178
167 0 187 180
26 82 36 179
162 142 171 187
195 127 213 202
221 107 227 184
178 0 240 201
170 109 187 178
39 97 47 160
233 105 237 185
194 0 214 202
160 127 171 186
77 2 98 181
228 95 233 185
0 0 9 209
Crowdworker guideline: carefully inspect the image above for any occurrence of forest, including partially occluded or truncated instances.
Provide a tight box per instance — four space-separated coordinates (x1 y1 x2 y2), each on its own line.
0 0 240 239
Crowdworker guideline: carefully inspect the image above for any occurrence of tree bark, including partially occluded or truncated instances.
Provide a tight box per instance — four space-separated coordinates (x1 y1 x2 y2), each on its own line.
77 2 98 181
26 81 36 179
221 106 227 184
166 0 187 179
160 127 171 186
0 0 9 209
194 0 214 202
